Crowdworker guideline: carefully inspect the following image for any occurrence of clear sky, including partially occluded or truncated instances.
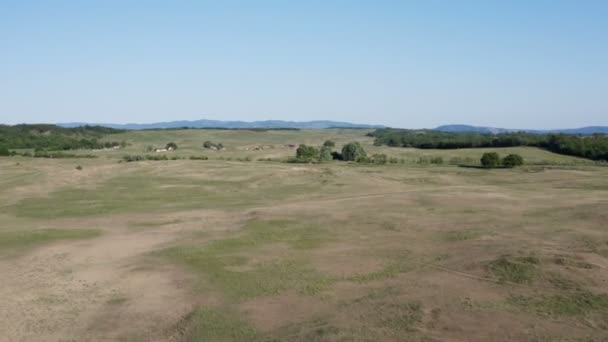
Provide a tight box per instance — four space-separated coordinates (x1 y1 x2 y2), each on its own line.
1 0 607 129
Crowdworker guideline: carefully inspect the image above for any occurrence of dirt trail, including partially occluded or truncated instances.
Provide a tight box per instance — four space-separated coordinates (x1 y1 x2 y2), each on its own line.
0 224 195 342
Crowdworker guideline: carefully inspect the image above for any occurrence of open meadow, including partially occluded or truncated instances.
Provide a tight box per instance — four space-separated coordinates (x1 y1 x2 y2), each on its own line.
1 129 608 341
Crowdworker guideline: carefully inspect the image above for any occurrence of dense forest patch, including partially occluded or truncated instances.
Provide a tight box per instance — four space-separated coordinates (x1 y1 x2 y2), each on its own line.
368 129 608 161
0 124 125 151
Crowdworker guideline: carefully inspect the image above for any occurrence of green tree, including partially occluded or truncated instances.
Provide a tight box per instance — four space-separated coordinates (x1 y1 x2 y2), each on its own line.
341 142 366 161
0 146 9 156
502 154 524 167
480 152 501 168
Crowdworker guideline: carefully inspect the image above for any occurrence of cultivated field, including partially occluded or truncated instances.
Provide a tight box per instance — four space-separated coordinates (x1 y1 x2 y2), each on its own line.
1 129 608 341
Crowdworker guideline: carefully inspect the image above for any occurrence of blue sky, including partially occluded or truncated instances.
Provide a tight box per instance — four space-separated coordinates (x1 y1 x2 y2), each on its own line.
1 0 607 128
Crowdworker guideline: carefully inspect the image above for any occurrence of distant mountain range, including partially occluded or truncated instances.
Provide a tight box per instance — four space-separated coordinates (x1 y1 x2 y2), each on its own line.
56 120 608 134
58 119 385 130
435 124 608 135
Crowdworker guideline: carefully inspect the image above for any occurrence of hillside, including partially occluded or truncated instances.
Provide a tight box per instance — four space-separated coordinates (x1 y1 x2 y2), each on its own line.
436 124 608 134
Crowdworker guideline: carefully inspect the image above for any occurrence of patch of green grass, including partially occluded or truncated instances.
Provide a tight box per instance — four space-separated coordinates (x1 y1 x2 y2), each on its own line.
341 287 423 333
130 219 184 228
272 318 342 342
442 229 484 241
160 220 333 300
0 228 101 255
546 273 580 291
348 251 413 283
106 295 129 305
11 175 319 218
378 302 423 332
553 255 595 269
186 308 260 342
488 255 539 284
509 290 608 317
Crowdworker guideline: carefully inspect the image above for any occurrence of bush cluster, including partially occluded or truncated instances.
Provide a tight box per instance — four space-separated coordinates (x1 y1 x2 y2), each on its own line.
122 154 208 162
203 141 224 150
293 141 370 164
417 156 444 165
480 153 524 168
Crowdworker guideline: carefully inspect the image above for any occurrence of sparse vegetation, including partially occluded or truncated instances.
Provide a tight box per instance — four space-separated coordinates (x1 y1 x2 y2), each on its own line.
160 220 332 300
509 290 608 317
0 228 101 256
2 128 608 341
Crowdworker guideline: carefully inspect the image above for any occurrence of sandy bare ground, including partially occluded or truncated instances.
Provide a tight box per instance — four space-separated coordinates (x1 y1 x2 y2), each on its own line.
0 210 243 342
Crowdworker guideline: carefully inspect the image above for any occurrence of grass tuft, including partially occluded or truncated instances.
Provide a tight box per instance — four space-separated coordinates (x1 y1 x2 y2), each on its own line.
509 290 608 317
488 255 538 284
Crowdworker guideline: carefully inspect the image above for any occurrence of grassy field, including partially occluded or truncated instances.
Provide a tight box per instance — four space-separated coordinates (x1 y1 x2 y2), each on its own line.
1 129 608 341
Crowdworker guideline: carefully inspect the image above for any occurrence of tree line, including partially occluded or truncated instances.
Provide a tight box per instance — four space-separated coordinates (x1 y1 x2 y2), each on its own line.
0 124 125 151
368 129 608 161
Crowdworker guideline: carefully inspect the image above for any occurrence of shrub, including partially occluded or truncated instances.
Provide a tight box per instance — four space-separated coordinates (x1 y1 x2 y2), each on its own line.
341 142 366 161
319 146 333 162
481 152 501 168
203 141 224 150
295 144 320 162
503 154 524 168
0 147 9 156
148 154 169 161
33 151 96 159
389 157 399 164
189 155 209 160
166 142 178 150
371 153 387 164
323 140 335 148
430 156 443 164
75 165 83 170
123 155 140 162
